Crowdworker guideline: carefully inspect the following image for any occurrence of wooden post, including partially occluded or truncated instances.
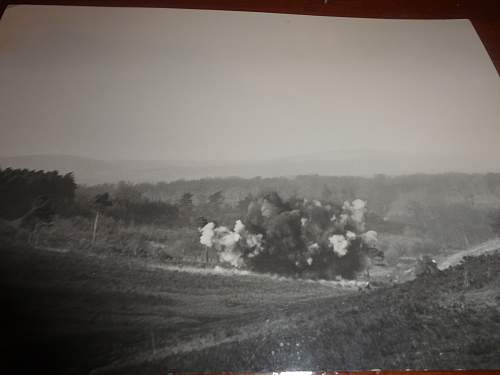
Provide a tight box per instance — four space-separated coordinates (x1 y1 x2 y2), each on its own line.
92 211 100 244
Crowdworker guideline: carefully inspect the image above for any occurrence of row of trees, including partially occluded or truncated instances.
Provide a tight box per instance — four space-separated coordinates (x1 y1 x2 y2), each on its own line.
106 173 500 216
76 182 246 227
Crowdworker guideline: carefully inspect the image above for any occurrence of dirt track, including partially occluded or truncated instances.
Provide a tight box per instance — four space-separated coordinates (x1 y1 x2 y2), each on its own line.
439 238 500 270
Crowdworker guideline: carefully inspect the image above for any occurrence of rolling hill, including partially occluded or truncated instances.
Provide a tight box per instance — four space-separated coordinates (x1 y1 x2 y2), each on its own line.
2 150 499 184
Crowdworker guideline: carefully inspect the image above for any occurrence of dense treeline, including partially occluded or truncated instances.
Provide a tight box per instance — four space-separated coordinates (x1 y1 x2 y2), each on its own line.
81 173 500 214
0 169 182 227
0 168 76 219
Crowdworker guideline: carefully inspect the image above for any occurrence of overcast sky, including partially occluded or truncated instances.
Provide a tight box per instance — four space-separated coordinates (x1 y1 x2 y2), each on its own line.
0 5 499 163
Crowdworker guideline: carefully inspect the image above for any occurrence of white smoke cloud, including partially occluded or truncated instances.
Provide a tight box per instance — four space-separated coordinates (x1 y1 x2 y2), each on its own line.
346 230 356 240
246 232 263 250
352 199 366 211
362 230 378 248
214 226 243 267
329 234 349 257
218 230 240 248
200 222 245 267
198 195 381 278
200 222 216 248
234 219 245 234
219 247 244 267
199 219 266 267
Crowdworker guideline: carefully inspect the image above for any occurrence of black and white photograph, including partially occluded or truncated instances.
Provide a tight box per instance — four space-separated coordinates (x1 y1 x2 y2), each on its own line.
1 3 500 374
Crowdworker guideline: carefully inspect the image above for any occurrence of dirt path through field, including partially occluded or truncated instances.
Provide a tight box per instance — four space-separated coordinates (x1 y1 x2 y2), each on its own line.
90 291 345 374
439 238 500 269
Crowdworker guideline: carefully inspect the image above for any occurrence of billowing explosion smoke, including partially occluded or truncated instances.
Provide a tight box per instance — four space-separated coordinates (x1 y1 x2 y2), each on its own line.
199 192 380 279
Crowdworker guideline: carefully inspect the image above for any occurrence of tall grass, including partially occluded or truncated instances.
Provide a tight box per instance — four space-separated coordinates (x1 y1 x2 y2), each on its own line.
34 215 204 261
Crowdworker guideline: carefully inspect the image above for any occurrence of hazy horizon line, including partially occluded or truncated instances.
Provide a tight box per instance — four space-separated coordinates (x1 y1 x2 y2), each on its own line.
0 147 475 164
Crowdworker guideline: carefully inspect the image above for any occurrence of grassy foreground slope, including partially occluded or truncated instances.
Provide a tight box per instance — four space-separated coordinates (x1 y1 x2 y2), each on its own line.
1 244 499 374
106 253 500 373
0 245 352 375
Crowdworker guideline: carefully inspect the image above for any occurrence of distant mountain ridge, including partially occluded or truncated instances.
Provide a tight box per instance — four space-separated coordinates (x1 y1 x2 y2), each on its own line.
1 151 499 185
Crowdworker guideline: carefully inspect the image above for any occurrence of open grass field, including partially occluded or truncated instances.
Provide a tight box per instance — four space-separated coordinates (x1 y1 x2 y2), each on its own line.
1 243 499 374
